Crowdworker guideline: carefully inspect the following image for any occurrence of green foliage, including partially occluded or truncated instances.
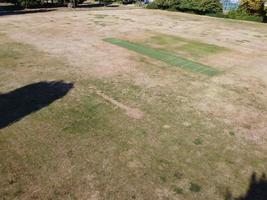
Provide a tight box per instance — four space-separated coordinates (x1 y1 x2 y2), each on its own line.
148 0 222 14
209 8 263 22
146 2 159 9
239 0 266 22
220 7 263 22
227 7 262 21
16 0 42 8
147 0 266 22
154 0 177 9
199 0 222 13
240 0 265 15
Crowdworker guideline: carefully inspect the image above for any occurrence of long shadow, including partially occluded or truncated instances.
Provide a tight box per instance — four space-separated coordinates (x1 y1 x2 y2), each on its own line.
0 81 73 129
0 8 56 16
225 172 267 200
77 2 106 8
77 2 117 8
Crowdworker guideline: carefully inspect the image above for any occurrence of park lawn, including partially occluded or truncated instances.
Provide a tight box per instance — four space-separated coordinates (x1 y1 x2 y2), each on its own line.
0 9 267 200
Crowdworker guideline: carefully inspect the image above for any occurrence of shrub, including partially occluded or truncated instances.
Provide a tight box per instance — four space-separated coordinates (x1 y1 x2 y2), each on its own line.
148 0 222 14
146 2 159 9
199 0 222 14
178 0 222 14
146 0 265 22
227 7 263 22
15 0 42 8
154 0 177 9
178 0 199 12
208 7 263 22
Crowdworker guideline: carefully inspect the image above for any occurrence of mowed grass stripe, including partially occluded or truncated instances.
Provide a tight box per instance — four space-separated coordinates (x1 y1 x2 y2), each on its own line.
104 38 219 76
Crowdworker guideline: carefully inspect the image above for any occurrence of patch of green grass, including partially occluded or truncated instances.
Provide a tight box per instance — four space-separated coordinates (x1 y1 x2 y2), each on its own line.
149 35 185 46
194 137 203 145
160 176 167 182
59 94 117 135
90 79 142 103
104 38 220 76
148 34 227 57
0 43 25 63
173 186 183 194
229 131 235 136
182 42 224 55
189 182 201 192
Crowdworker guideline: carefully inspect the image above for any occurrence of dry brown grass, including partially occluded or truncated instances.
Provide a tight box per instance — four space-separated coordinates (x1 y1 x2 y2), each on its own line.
0 7 267 200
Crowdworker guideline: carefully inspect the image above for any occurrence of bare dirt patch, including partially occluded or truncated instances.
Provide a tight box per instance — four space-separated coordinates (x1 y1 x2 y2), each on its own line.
89 85 144 119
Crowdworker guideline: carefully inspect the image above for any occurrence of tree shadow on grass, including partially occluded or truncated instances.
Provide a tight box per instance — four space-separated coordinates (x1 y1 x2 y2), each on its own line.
0 81 73 129
0 8 56 17
225 172 267 200
76 2 119 8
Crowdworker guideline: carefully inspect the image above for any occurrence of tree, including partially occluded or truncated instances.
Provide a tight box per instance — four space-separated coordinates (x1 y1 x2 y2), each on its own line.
241 0 265 14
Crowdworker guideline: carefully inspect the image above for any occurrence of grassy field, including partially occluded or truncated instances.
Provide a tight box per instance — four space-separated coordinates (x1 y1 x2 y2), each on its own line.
0 7 267 200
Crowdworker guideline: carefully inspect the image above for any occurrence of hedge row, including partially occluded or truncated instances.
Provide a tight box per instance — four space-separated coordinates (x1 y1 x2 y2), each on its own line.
147 0 222 14
147 0 266 22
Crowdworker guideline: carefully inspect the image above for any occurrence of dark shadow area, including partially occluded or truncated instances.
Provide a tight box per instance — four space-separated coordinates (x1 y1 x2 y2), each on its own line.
0 7 56 16
77 2 105 8
0 2 19 10
225 172 267 200
0 1 62 16
0 81 73 129
0 2 122 15
77 2 118 8
105 4 119 7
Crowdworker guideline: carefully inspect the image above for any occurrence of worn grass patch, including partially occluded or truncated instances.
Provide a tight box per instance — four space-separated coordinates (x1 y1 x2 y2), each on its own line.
0 42 32 67
104 38 220 76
